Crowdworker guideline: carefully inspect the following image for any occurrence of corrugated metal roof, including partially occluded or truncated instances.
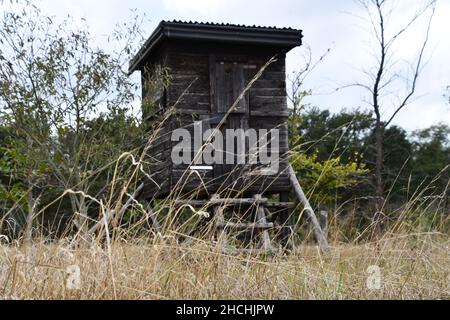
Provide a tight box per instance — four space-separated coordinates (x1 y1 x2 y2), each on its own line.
129 20 303 73
165 20 297 31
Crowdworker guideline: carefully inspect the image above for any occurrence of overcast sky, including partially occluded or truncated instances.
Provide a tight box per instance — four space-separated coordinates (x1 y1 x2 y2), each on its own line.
28 0 450 131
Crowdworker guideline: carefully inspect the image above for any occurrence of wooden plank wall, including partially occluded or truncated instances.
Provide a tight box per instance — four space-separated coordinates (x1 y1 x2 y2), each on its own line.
142 42 291 198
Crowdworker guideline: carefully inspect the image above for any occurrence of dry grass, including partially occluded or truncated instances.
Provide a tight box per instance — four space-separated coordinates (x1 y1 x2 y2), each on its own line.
0 232 448 300
1 51 447 300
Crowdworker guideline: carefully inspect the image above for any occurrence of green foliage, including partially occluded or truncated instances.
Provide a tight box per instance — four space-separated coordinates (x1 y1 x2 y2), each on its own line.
363 125 414 202
292 103 448 208
290 152 367 205
0 1 145 230
0 127 27 209
295 106 373 164
141 65 172 120
411 124 450 196
288 93 368 206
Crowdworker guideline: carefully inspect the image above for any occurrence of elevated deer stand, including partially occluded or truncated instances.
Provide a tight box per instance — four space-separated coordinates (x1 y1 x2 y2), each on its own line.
128 21 329 254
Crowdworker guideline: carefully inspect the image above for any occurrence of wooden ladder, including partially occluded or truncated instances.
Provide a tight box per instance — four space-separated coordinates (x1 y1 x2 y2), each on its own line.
170 194 295 254
213 194 285 255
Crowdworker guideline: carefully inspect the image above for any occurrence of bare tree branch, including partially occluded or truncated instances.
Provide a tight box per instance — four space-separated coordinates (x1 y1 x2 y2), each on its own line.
350 0 437 232
385 3 436 127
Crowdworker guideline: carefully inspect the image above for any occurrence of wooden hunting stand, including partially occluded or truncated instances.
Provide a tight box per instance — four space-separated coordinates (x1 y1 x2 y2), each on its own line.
128 21 329 253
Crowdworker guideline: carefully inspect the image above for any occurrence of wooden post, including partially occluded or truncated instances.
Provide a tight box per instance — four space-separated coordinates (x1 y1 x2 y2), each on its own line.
212 195 228 247
88 183 145 237
111 183 145 228
255 195 272 252
215 206 228 246
288 164 329 254
319 211 329 242
279 192 293 251
146 201 164 241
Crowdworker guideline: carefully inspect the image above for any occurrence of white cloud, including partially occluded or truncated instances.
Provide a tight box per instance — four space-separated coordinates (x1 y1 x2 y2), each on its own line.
6 0 449 131
162 0 222 17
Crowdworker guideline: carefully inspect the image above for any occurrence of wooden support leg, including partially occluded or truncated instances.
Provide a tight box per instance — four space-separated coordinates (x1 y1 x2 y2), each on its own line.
288 164 329 254
256 206 271 252
254 195 272 252
146 201 164 241
319 211 329 242
215 206 228 247
279 192 293 251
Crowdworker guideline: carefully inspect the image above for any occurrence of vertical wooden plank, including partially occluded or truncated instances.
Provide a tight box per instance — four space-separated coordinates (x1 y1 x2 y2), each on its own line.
224 63 233 112
215 62 227 113
214 61 227 181
213 62 252 188
209 54 216 113
214 61 250 115
232 63 249 114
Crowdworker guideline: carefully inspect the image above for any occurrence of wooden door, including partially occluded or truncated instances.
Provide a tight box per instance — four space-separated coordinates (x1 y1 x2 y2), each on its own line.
211 60 250 189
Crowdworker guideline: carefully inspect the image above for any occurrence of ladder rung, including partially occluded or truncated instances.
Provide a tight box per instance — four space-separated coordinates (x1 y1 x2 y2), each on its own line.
172 197 269 207
210 198 269 206
171 199 293 209
217 222 274 230
222 247 278 256
266 202 296 209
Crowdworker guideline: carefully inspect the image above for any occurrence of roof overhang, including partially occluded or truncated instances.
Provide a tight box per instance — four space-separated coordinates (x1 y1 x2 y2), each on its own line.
129 21 303 74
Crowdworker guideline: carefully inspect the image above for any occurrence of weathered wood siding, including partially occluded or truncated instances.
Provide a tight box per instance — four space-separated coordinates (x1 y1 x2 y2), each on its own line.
141 41 291 199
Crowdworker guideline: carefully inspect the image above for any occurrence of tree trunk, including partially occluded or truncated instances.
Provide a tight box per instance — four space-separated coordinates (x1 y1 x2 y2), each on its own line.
24 136 35 243
24 183 34 242
374 122 385 236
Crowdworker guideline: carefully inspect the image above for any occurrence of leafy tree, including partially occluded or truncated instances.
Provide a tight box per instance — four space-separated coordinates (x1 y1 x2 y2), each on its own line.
292 106 420 207
297 106 373 164
364 125 414 204
411 124 450 198
0 126 27 223
0 1 144 238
